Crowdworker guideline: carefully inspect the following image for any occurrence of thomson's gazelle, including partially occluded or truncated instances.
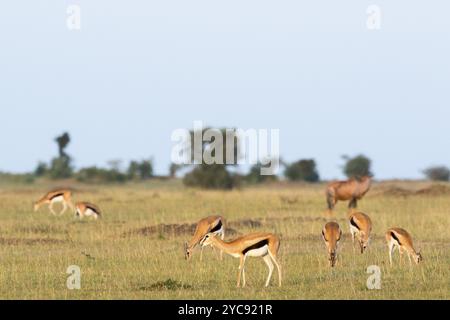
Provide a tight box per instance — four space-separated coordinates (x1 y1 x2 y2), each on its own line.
322 222 342 267
34 189 74 215
386 228 423 266
349 212 372 254
185 216 225 261
75 202 102 220
201 232 282 288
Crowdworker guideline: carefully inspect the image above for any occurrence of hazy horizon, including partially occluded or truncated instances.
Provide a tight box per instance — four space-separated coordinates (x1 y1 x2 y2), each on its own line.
1 1 449 180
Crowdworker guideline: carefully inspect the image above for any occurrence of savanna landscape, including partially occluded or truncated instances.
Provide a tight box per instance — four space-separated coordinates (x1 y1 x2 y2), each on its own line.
0 179 448 300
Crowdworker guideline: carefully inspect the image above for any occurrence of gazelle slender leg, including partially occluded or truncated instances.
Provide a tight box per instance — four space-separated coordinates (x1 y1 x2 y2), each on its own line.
49 202 57 215
407 252 412 266
388 242 395 266
399 247 404 265
237 255 245 288
219 231 225 261
263 255 274 287
60 202 68 215
242 256 247 288
268 251 282 287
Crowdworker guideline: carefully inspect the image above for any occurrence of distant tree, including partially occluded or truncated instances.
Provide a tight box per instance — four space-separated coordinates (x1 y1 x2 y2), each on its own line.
48 132 73 179
49 157 73 179
55 132 71 158
342 154 373 178
182 128 241 189
246 162 279 184
34 162 48 177
169 163 182 178
423 166 450 182
127 161 140 180
138 159 153 179
127 159 153 180
284 159 320 182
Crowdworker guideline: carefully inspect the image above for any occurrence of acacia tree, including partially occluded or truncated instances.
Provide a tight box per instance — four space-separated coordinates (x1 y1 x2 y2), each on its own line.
183 128 241 189
342 154 373 178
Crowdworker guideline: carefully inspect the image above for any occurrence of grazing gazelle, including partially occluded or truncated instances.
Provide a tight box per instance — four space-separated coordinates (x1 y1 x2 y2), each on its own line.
349 212 372 254
326 176 372 214
75 202 101 220
386 228 423 266
201 232 282 288
322 222 342 267
34 189 74 215
185 215 225 261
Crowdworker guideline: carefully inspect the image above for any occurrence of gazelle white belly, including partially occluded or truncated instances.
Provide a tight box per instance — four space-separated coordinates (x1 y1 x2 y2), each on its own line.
84 208 97 217
52 196 64 203
245 245 269 257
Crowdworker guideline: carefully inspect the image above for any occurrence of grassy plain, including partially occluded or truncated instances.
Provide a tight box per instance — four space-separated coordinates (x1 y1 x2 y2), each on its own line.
0 180 448 299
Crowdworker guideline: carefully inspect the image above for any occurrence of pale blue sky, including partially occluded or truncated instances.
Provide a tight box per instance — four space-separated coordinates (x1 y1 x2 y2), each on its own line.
0 1 449 179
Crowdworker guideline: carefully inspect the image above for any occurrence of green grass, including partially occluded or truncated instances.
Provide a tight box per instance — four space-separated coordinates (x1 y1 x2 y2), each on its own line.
0 180 448 299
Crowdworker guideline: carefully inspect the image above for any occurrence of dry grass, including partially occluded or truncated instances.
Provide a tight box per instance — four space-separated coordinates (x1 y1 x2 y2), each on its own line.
0 180 448 299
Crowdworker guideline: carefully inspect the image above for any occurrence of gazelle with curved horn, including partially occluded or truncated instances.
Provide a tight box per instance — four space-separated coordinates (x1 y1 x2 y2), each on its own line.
326 176 372 214
386 228 423 266
34 189 74 216
349 211 373 254
322 222 342 267
185 215 225 261
75 202 102 220
201 232 282 288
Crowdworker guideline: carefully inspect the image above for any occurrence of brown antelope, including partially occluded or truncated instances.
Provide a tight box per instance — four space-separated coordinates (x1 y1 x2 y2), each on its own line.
201 232 282 288
185 216 225 261
386 228 423 266
326 176 372 214
34 189 74 215
322 222 342 267
75 202 101 220
349 212 372 254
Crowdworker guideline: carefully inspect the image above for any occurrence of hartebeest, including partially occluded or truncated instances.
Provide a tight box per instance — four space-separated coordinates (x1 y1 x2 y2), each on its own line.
386 228 423 266
185 215 225 261
326 176 372 214
322 222 342 267
201 232 282 288
34 189 74 215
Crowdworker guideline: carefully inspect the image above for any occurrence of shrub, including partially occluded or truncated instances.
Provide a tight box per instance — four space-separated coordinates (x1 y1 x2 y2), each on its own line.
183 164 237 189
246 163 279 184
284 159 320 182
76 167 127 183
423 166 450 181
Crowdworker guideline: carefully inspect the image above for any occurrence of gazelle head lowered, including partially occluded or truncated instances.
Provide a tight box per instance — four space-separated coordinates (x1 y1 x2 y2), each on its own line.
322 222 342 267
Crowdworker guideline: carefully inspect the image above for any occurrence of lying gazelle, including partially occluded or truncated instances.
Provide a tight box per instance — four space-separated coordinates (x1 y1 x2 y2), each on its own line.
185 215 225 261
75 202 102 220
322 222 342 267
201 232 282 288
386 228 423 266
349 211 372 254
34 189 74 215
